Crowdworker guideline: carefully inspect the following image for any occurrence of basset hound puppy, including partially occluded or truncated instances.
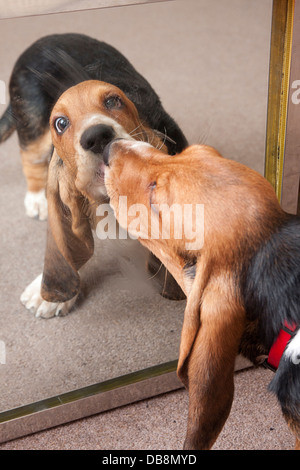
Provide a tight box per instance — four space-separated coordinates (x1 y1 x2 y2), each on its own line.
21 80 185 317
103 139 300 450
0 33 187 220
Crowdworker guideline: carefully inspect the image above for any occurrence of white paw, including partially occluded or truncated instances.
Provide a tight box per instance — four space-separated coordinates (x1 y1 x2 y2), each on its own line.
24 189 48 221
20 273 78 319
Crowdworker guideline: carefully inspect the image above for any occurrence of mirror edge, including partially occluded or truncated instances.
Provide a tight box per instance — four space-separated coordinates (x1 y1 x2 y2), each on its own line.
0 360 181 443
265 0 294 201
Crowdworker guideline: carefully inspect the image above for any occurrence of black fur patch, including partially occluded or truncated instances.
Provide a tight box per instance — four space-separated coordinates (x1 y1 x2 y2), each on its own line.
183 259 197 280
269 355 300 421
241 214 300 349
5 33 188 154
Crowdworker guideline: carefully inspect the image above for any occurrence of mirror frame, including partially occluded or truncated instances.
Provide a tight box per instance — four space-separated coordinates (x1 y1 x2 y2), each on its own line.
265 0 295 203
0 0 297 444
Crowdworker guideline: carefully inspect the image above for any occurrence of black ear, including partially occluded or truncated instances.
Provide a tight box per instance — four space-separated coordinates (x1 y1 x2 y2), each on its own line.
41 151 94 302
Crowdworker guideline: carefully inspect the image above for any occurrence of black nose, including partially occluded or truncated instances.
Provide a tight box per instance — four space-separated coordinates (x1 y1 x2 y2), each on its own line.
80 124 115 155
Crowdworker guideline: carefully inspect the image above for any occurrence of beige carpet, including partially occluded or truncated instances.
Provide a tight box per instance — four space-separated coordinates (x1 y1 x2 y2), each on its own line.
0 0 290 451
0 367 294 450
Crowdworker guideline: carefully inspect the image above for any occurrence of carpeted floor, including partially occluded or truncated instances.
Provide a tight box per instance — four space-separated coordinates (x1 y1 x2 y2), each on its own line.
0 0 290 451
0 367 294 450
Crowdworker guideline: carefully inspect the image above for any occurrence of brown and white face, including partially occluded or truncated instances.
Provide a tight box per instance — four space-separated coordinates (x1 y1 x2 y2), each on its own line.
49 80 166 203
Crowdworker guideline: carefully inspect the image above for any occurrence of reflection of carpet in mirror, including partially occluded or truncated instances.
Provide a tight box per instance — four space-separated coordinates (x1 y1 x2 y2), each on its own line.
0 222 185 411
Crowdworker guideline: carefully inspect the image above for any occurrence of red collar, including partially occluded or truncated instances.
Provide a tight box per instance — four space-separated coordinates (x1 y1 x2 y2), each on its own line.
265 321 297 371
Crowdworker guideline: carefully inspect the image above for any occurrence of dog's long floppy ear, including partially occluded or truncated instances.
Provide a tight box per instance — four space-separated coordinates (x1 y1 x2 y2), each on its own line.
177 263 208 388
178 270 245 449
177 293 202 389
41 150 94 303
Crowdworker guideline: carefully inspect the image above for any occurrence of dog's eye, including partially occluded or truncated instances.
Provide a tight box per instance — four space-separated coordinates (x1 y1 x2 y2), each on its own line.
105 95 124 110
54 116 70 135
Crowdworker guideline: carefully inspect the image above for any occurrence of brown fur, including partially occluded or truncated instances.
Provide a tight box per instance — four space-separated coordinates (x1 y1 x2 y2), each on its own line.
42 81 181 303
104 140 297 450
21 131 52 192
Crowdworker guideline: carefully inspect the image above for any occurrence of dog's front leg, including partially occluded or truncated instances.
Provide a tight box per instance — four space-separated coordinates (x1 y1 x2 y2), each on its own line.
179 280 245 450
21 273 79 318
146 252 186 300
21 131 53 220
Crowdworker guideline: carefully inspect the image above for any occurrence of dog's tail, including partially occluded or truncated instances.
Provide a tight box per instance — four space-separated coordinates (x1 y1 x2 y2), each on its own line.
269 329 300 448
0 104 16 144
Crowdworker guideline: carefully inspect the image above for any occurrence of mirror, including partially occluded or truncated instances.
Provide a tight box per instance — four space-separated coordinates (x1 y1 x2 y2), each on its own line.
0 0 275 441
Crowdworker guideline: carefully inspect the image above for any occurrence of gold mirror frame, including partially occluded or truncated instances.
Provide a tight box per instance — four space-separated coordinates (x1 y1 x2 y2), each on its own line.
0 0 297 444
265 0 294 203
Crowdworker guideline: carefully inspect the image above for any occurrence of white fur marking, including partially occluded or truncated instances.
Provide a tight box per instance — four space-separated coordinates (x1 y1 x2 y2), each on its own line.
20 273 77 319
284 329 300 365
24 189 48 221
127 141 152 150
